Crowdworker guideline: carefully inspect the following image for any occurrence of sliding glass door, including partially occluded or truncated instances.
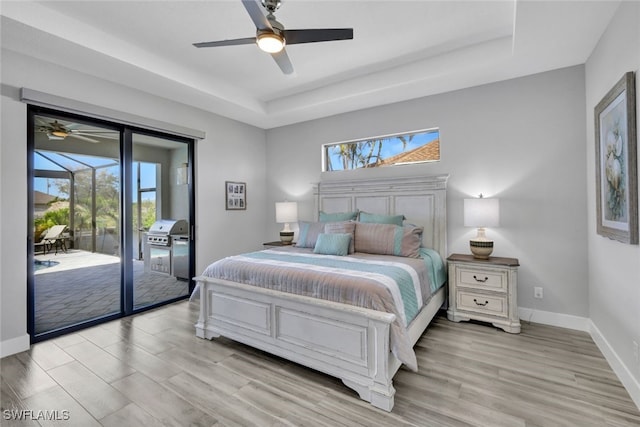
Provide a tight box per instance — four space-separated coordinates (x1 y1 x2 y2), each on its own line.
28 107 194 341
32 113 122 335
132 132 192 309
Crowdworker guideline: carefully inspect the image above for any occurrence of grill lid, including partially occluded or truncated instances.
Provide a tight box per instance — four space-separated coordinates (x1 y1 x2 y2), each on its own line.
148 219 188 235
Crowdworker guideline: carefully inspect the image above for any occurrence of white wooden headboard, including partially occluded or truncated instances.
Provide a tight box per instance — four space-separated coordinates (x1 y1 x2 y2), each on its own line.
313 174 449 261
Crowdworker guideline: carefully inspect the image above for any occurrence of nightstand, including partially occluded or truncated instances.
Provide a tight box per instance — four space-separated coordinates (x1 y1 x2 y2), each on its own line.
446 253 521 333
263 241 290 248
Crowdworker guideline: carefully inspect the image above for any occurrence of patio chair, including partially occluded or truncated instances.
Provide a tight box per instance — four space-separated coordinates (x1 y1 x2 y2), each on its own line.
40 224 68 255
34 229 47 255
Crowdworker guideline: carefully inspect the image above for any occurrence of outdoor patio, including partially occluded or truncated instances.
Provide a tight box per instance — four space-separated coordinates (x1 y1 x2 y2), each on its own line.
34 250 189 334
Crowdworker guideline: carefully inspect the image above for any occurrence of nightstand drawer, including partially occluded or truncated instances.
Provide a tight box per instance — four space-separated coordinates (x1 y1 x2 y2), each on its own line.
458 268 506 291
457 291 508 318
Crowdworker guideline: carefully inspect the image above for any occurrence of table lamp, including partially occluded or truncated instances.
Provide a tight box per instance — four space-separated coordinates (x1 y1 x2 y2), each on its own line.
275 201 298 244
464 194 500 259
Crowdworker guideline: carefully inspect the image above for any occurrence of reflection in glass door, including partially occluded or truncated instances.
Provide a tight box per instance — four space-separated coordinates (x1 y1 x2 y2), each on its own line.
32 113 122 335
132 132 191 309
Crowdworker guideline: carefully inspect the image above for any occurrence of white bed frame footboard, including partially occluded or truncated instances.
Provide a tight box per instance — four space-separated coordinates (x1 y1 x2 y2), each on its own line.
195 174 448 411
195 277 446 411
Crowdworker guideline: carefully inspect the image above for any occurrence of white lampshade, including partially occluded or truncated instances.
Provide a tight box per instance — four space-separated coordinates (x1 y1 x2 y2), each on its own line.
275 202 298 224
464 197 500 228
464 196 499 259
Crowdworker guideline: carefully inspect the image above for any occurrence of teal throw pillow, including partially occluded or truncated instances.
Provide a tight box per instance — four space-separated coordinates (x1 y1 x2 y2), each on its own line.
313 233 352 256
319 211 358 222
359 212 405 226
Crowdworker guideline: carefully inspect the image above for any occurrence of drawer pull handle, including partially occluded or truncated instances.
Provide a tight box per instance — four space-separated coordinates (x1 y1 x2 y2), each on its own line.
473 299 489 306
473 275 489 283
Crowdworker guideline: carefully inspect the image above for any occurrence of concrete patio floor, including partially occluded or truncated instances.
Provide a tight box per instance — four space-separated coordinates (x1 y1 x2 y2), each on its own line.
34 250 189 334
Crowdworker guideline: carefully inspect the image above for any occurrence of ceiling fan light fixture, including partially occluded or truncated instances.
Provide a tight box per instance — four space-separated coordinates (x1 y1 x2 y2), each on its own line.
51 130 68 138
257 30 285 53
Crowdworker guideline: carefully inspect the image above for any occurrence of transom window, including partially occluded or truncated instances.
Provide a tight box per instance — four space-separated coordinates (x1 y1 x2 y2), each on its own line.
322 128 440 172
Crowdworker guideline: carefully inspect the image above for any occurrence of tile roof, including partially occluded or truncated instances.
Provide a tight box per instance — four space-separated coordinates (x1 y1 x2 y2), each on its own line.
34 190 57 205
378 139 440 165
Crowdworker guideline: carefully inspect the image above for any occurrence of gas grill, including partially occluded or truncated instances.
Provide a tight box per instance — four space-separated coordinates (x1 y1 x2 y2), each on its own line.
145 219 189 279
146 219 188 247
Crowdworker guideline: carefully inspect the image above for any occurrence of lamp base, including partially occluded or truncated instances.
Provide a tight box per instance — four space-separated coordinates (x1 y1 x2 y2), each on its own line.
279 231 294 245
469 239 493 259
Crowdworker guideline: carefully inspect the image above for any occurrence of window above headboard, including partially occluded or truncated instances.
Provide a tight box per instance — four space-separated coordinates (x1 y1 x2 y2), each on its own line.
322 128 440 172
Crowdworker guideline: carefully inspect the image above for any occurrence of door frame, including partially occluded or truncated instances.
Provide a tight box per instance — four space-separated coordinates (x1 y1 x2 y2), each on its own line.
27 105 196 343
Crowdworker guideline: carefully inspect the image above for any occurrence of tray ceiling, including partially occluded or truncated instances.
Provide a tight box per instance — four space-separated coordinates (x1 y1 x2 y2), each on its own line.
1 1 620 128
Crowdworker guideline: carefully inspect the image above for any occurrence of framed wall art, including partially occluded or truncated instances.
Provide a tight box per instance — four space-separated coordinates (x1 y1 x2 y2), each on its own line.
225 181 246 210
594 71 638 244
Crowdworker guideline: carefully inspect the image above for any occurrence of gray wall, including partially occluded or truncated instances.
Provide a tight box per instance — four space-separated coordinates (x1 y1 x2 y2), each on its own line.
0 49 268 354
267 65 589 319
585 0 640 390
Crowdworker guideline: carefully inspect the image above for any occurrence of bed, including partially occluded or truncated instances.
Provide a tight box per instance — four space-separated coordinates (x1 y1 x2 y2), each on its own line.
194 174 448 411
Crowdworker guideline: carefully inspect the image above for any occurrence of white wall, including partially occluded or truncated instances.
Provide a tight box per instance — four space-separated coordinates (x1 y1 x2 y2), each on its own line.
0 49 268 356
585 0 640 400
267 65 589 320
0 86 29 357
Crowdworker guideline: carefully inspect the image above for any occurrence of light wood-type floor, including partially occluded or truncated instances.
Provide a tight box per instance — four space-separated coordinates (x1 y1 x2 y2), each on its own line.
2 300 639 426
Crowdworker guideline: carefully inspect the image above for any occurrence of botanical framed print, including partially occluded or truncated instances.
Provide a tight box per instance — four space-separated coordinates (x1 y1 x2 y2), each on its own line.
225 181 246 210
595 71 638 244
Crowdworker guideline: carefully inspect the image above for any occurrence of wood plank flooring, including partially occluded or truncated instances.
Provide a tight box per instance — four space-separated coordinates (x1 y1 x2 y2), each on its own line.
1 300 639 426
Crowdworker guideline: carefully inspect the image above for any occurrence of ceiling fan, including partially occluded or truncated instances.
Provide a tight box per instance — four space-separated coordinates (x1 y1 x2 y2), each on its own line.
36 119 116 143
193 0 353 75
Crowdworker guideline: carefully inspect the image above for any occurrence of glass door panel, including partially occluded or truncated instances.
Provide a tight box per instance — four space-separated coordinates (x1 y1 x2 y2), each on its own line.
132 132 191 309
32 113 122 335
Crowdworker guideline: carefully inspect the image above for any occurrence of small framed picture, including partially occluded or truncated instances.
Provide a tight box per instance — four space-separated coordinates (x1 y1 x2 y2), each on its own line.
225 181 246 210
594 71 638 244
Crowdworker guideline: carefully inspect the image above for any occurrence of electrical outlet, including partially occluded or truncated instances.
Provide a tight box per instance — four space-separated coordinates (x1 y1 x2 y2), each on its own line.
534 287 543 299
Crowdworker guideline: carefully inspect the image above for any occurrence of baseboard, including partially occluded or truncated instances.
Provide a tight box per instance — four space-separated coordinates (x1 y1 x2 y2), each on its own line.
0 334 30 358
589 320 640 410
518 307 590 331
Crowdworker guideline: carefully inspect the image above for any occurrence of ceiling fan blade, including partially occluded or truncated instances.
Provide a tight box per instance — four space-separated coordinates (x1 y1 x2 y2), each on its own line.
72 132 119 141
271 49 294 75
35 117 50 126
68 134 100 143
284 28 353 45
241 0 272 31
70 129 116 134
193 37 256 48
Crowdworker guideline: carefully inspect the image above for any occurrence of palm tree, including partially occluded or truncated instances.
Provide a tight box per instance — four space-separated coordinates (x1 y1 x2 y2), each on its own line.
329 133 415 170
